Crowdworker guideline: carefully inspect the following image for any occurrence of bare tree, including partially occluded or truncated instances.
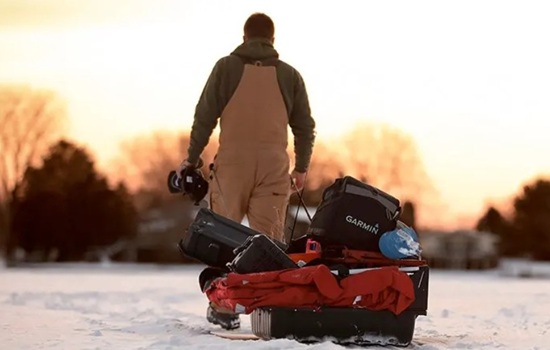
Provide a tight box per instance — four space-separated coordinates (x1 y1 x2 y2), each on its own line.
0 85 67 253
108 122 437 227
111 130 185 195
337 122 435 200
108 130 219 211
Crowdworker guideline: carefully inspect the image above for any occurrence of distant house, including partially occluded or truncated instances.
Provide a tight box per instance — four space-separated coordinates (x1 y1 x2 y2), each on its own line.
419 230 500 270
111 199 204 264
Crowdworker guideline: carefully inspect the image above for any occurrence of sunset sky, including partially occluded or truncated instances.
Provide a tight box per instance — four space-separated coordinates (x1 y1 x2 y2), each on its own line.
1 0 549 228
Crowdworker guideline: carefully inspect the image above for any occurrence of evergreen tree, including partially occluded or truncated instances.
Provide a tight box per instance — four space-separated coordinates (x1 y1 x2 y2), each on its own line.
511 179 550 260
13 140 137 261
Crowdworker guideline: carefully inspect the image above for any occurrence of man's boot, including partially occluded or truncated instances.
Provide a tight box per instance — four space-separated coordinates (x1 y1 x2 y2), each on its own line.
206 302 240 330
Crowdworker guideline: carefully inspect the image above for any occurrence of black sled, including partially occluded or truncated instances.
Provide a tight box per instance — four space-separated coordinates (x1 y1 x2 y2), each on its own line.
175 176 429 347
250 265 429 347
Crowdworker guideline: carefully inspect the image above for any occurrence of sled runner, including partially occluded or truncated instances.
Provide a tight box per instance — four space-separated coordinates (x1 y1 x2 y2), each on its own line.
210 330 260 341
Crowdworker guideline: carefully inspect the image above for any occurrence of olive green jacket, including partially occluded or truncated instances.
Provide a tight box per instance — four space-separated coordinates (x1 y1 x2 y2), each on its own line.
187 38 316 173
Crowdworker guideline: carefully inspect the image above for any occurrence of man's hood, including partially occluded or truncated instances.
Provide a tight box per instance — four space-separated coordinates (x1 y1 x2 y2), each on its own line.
231 38 279 61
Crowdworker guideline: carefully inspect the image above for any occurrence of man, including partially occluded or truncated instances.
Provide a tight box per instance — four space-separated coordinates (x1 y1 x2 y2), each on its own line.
179 13 316 243
179 13 315 329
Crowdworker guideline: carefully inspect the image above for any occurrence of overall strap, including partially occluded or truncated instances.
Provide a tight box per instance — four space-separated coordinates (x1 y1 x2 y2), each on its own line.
238 56 279 67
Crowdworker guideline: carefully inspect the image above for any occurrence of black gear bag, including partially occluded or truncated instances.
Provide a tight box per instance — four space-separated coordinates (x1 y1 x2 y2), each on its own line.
178 208 288 269
228 234 298 274
305 176 401 251
178 208 257 268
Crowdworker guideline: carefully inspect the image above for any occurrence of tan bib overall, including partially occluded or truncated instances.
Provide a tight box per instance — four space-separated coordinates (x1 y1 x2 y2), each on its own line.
209 61 290 241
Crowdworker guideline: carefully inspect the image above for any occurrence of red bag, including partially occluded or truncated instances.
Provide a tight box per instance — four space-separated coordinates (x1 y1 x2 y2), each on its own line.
205 264 414 315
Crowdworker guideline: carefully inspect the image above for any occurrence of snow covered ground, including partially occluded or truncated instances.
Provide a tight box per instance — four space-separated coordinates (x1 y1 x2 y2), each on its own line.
1 262 549 350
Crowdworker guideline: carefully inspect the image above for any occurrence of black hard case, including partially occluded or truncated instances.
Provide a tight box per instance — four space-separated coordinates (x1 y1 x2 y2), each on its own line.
228 234 298 274
178 208 259 268
251 265 429 347
305 176 401 251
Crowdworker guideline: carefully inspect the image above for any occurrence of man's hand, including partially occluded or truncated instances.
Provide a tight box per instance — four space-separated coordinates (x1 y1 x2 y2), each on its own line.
290 170 306 192
177 158 204 178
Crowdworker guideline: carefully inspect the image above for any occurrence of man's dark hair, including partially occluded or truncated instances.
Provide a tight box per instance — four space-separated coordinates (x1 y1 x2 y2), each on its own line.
244 13 275 39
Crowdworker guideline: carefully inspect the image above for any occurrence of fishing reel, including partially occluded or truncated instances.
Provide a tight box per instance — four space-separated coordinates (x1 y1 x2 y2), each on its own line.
167 159 209 205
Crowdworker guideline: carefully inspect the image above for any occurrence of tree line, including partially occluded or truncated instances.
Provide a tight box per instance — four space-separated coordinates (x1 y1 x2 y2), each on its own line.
476 179 550 261
0 86 137 263
1 85 549 263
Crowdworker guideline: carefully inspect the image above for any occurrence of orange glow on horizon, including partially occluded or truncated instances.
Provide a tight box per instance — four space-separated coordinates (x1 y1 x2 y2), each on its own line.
2 0 550 230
